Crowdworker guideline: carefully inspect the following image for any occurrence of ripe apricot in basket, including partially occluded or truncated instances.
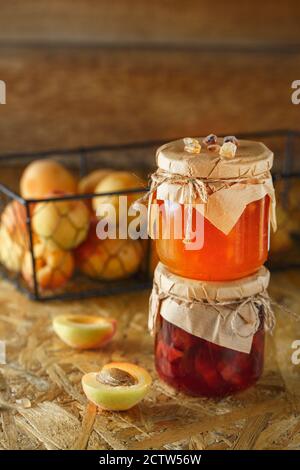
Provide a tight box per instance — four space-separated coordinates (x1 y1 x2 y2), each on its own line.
0 225 25 272
92 171 145 223
75 226 143 280
270 204 293 254
78 169 112 211
22 243 74 290
53 314 116 349
82 362 152 411
0 201 40 272
32 194 90 250
20 160 77 199
78 169 112 195
270 179 300 255
0 201 28 249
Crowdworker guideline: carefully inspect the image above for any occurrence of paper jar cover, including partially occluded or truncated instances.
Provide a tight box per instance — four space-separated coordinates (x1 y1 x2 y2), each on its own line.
149 263 275 353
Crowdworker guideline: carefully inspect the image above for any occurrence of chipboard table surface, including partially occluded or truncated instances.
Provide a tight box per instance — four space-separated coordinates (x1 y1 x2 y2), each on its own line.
0 270 299 450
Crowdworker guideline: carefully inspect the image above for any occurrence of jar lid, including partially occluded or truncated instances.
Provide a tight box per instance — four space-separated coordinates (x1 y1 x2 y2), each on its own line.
150 263 274 353
156 137 273 179
154 262 270 303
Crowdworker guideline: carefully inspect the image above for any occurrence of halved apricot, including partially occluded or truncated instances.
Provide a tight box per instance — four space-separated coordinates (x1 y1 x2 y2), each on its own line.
52 314 116 349
82 362 152 411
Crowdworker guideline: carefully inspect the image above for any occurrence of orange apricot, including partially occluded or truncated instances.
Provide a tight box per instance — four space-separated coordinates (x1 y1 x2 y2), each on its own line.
75 222 143 280
20 159 77 199
22 243 74 291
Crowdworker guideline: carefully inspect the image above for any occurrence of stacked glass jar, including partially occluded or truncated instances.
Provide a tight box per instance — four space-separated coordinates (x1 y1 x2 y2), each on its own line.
148 135 276 397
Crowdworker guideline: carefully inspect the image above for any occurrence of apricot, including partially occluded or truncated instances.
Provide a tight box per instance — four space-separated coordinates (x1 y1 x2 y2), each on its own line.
92 171 145 223
53 314 116 349
32 196 90 250
82 362 152 411
0 201 28 272
0 225 24 272
22 243 74 291
270 204 294 254
270 179 300 255
78 169 112 195
78 169 112 211
75 225 143 280
0 201 28 249
20 159 77 199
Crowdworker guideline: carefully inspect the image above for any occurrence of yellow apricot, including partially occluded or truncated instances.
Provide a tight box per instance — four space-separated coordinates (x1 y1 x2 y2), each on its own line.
33 197 90 250
53 314 116 349
78 169 112 195
82 362 152 411
0 225 25 273
92 171 145 223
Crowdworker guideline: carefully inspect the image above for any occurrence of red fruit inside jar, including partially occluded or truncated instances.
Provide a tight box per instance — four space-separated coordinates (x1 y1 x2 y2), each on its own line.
155 314 265 397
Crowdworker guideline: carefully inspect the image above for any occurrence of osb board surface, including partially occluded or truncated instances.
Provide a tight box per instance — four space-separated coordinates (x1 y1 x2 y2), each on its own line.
0 271 300 450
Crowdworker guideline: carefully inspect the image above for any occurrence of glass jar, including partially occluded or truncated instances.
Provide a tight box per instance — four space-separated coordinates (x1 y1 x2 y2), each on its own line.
150 263 273 398
154 196 270 281
149 137 275 281
155 313 264 397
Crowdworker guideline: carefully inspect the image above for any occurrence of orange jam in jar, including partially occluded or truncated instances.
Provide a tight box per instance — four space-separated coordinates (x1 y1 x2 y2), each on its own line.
150 263 273 398
149 137 275 281
154 195 270 281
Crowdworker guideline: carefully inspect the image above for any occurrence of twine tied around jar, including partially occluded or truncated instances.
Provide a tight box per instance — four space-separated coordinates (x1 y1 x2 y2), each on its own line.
134 169 209 243
149 280 276 343
134 168 276 243
150 170 210 243
229 293 276 339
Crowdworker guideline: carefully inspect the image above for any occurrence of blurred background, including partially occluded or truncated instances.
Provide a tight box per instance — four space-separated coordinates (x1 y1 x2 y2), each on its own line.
0 0 299 152
0 0 300 298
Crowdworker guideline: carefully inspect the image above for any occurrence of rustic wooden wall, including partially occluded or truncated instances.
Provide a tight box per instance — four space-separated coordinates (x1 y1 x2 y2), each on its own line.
0 1 299 153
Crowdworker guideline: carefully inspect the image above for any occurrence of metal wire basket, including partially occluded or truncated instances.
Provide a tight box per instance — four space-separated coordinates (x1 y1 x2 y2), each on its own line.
0 129 299 301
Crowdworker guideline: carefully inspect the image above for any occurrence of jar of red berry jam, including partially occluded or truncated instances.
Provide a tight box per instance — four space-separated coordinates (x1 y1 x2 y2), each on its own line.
147 136 276 281
150 263 275 397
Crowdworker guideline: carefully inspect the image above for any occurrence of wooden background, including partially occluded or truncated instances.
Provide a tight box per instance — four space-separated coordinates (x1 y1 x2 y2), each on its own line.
1 3 300 451
0 1 299 153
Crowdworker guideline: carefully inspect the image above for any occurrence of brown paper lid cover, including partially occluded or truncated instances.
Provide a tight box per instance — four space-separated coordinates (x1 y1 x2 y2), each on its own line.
156 138 273 179
154 262 270 303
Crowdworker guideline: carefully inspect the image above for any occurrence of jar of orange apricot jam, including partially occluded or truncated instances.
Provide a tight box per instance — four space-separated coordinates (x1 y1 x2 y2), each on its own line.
148 136 276 281
150 263 274 397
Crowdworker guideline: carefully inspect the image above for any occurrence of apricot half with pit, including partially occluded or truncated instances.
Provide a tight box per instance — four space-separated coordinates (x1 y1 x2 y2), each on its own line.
53 314 116 349
82 362 152 411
